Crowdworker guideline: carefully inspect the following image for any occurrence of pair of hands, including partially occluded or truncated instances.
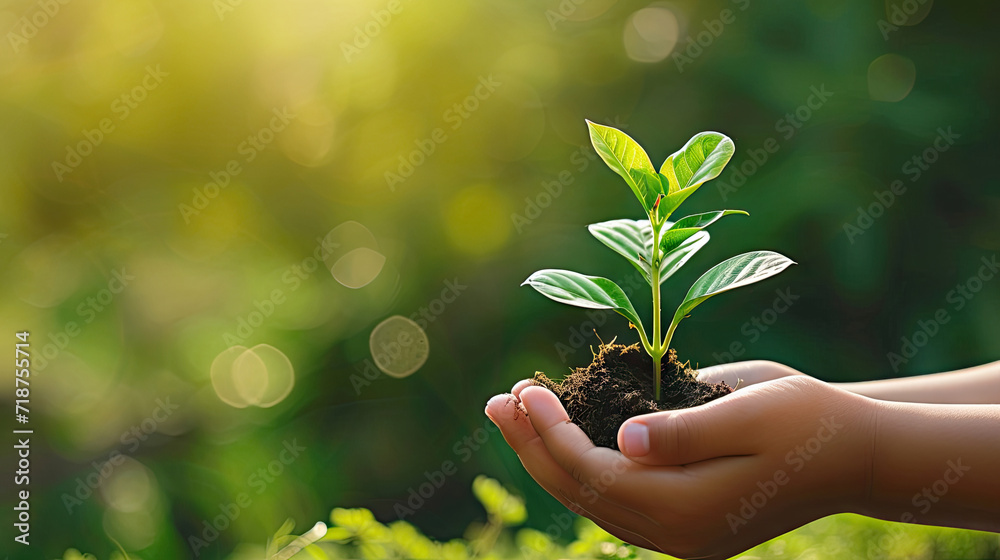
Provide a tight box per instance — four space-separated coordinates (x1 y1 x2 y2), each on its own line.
485 362 878 560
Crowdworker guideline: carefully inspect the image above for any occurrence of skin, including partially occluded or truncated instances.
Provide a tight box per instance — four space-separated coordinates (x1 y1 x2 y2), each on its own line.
485 361 1000 559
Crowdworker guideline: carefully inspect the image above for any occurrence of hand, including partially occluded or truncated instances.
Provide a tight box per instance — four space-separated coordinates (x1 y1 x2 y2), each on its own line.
695 359 803 388
486 367 878 559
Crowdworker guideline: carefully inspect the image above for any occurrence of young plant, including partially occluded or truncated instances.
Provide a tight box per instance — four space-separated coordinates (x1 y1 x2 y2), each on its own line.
523 121 795 400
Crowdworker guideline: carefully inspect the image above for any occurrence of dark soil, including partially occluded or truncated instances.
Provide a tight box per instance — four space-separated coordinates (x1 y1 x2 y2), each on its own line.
533 342 732 449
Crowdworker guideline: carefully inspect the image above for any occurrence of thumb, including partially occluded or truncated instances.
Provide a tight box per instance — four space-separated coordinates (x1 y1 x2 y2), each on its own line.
617 392 763 465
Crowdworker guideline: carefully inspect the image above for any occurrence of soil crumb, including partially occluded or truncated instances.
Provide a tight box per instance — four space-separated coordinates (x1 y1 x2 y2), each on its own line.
533 343 732 449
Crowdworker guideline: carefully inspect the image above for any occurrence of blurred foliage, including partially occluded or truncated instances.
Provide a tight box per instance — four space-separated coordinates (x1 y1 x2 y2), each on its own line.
1 0 999 557
62 477 1000 559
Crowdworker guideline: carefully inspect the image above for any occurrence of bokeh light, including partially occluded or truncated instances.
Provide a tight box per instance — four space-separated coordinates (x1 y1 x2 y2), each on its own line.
232 346 270 405
369 315 429 378
211 344 295 408
246 343 296 407
868 53 917 102
323 221 386 289
624 6 680 63
100 458 161 550
100 458 156 513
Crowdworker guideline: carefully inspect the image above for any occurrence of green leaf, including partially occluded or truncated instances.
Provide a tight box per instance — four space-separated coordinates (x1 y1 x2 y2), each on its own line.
321 527 354 542
636 169 669 200
660 131 735 194
586 120 659 212
656 185 699 221
587 219 711 285
587 219 652 282
659 210 748 254
659 231 711 282
472 476 527 525
330 507 379 535
522 269 644 330
656 132 735 220
304 544 330 559
671 251 795 325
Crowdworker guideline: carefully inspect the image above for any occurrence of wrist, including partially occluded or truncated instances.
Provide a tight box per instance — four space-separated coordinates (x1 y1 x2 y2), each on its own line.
860 399 1000 530
791 382 880 518
838 390 880 517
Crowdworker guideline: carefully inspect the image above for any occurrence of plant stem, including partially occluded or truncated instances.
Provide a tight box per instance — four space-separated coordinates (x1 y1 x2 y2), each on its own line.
662 320 678 361
653 352 662 401
636 320 654 356
650 214 663 400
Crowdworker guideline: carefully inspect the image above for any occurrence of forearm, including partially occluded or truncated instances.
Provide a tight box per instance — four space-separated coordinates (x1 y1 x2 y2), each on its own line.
839 361 1000 404
860 399 1000 532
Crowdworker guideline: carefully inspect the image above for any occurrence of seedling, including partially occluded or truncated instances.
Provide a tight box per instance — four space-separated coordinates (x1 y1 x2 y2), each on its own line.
523 120 794 400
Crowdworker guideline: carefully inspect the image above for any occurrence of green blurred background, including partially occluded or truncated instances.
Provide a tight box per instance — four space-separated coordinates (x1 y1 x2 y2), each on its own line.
1 0 999 557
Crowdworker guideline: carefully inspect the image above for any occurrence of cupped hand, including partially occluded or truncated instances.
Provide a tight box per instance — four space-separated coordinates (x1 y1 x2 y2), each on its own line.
486 366 878 559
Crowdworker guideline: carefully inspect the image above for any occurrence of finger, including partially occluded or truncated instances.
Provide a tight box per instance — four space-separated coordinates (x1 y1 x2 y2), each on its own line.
511 379 535 398
486 394 620 509
517 386 648 501
696 360 798 388
617 390 764 466
694 364 743 387
485 394 663 536
559 489 665 553
486 393 541 456
573 508 667 556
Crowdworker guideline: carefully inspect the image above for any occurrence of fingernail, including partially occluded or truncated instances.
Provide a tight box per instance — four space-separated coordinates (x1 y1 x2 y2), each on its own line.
621 423 650 457
518 386 565 428
484 394 506 424
511 379 535 397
